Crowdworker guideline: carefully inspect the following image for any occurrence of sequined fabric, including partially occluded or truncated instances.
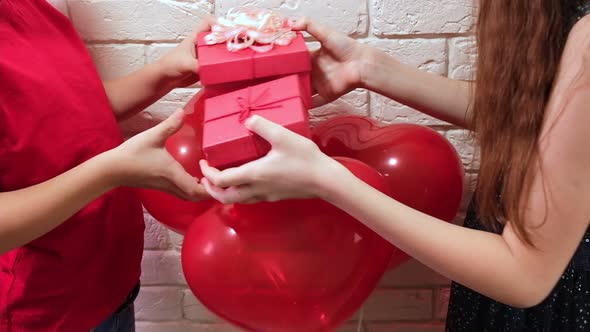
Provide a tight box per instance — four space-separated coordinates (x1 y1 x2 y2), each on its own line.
446 201 590 332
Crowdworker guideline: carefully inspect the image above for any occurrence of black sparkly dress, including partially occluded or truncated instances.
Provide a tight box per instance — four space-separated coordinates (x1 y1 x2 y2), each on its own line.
445 200 590 331
445 8 590 332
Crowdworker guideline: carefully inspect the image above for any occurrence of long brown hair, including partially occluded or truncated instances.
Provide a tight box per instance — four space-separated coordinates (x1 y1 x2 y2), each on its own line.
472 1 584 244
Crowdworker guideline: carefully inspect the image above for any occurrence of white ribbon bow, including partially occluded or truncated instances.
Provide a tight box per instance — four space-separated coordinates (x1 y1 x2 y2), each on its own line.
205 8 297 53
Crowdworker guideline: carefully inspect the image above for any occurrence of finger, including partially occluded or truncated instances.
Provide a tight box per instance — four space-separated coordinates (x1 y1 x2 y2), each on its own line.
158 185 192 201
190 16 217 39
291 17 334 44
167 162 205 199
165 183 208 202
200 159 257 188
202 179 257 204
152 109 184 143
309 49 320 96
182 56 199 75
201 178 227 203
312 95 329 108
244 115 295 148
201 178 239 204
185 182 210 201
199 159 222 184
310 48 321 61
184 90 207 114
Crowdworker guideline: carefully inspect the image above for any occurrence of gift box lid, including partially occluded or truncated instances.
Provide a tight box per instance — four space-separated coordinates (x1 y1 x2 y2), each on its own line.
197 32 311 86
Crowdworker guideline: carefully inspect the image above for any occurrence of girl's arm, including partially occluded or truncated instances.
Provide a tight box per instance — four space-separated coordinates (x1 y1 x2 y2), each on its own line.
361 46 473 128
293 18 473 129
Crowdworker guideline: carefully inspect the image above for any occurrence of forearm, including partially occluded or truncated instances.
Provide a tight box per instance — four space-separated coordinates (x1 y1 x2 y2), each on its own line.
322 168 546 308
361 47 473 129
103 62 174 120
0 151 118 254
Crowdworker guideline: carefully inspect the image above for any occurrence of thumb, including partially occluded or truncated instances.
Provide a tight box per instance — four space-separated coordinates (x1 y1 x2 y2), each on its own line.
185 57 199 75
244 115 292 147
291 17 330 44
192 16 217 37
153 109 185 143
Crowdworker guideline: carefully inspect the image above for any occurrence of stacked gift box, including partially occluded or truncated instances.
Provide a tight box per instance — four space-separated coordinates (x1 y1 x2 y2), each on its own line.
196 9 312 170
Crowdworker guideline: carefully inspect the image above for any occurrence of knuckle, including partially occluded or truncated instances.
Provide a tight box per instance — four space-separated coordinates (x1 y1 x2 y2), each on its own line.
249 169 264 182
187 187 202 199
217 180 231 190
208 175 222 187
300 139 318 151
163 126 177 138
268 126 282 139
218 177 232 188
156 171 171 184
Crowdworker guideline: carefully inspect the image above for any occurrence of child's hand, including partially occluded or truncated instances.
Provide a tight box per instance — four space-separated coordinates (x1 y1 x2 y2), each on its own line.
110 109 208 201
155 17 215 89
199 115 348 205
292 17 370 107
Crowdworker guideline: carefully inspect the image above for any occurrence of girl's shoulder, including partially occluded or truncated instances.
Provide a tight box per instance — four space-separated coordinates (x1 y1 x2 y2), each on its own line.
567 12 590 51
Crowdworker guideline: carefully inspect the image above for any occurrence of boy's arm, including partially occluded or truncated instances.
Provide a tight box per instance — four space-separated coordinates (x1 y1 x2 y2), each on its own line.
102 20 213 120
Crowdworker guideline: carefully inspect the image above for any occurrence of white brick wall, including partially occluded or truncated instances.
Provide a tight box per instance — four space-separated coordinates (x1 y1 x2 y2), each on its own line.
56 0 479 331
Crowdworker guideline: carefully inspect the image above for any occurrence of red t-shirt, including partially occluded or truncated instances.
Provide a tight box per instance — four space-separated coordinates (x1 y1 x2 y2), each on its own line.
0 0 145 331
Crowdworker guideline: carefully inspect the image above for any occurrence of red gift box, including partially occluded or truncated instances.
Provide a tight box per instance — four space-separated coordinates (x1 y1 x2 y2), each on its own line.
200 72 312 108
197 32 311 87
202 74 311 169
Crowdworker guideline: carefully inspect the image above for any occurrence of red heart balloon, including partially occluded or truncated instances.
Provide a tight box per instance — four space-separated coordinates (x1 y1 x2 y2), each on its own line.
312 116 464 268
181 157 393 332
138 91 215 234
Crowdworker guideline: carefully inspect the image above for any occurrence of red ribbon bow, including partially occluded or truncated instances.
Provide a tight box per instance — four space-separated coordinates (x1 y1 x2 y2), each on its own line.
236 88 281 123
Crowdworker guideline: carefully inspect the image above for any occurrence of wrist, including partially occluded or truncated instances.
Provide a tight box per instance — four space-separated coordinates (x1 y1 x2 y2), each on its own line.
100 148 133 189
357 45 374 90
151 59 181 90
311 155 354 201
53 150 123 202
359 46 400 91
